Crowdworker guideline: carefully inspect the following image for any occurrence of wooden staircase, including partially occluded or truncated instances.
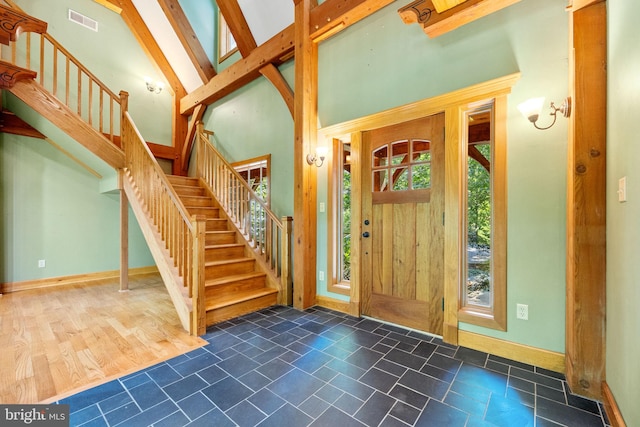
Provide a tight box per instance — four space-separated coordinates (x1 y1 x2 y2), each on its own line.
168 175 278 324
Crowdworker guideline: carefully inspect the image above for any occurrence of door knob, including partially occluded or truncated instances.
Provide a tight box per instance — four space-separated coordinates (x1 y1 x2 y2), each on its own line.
362 232 370 238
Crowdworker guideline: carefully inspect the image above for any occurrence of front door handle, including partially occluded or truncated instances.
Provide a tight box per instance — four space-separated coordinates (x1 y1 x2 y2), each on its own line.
362 232 370 238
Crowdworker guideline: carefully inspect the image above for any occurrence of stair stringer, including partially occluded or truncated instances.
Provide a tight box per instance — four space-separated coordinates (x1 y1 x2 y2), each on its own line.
8 79 124 169
197 178 283 300
122 170 194 333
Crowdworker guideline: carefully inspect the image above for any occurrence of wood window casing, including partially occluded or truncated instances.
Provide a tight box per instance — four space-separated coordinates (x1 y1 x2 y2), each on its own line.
231 154 271 207
457 97 507 331
218 11 238 63
328 138 352 296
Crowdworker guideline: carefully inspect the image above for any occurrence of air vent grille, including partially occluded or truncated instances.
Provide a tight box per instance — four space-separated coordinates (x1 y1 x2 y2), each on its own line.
68 9 98 32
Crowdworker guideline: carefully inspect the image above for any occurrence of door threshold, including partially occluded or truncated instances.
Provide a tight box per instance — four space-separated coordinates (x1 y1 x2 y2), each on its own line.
361 315 443 340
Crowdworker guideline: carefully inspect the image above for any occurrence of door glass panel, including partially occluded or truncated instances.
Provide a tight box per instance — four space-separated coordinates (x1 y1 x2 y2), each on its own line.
373 146 388 167
412 164 431 189
373 170 388 192
392 168 409 191
413 140 430 162
391 140 409 165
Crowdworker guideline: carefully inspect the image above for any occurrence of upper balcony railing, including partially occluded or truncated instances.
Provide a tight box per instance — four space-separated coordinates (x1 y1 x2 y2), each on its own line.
0 1 123 144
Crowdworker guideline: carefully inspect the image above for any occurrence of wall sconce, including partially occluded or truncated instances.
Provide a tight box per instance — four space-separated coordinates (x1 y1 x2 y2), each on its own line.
517 96 571 130
306 146 329 167
144 76 164 94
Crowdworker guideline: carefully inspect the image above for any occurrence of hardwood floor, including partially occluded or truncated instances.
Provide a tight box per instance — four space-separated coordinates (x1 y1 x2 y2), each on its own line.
0 273 206 404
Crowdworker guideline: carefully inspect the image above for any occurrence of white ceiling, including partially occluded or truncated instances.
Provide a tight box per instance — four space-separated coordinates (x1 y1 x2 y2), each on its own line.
238 0 293 45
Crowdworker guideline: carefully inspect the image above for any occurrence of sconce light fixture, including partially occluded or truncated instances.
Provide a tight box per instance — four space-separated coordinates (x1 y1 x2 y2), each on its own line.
517 96 571 130
144 76 164 94
306 146 329 167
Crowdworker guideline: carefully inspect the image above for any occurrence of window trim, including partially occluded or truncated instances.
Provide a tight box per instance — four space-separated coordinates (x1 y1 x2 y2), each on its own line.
328 138 351 296
457 96 507 331
218 11 238 63
231 154 271 207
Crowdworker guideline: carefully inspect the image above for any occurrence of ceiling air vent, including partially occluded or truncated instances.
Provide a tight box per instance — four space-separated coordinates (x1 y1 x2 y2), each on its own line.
68 9 98 32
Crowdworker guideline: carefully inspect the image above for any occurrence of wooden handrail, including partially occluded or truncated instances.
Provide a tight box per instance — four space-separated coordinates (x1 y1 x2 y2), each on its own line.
122 111 206 335
195 123 293 302
0 2 122 143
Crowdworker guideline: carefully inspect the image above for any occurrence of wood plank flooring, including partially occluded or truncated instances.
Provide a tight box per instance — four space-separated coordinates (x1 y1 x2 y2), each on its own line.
0 273 206 404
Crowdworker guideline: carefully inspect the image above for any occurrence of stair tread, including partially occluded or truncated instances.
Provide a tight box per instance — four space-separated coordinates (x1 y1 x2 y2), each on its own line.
206 271 267 287
206 288 277 310
206 243 244 249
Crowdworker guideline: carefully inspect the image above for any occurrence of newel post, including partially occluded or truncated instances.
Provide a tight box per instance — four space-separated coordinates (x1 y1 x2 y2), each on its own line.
191 215 207 336
281 216 294 306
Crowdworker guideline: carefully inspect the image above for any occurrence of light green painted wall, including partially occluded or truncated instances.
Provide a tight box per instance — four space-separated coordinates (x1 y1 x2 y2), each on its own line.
179 0 216 65
205 0 570 351
606 1 640 425
201 61 295 219
16 0 173 146
0 132 153 283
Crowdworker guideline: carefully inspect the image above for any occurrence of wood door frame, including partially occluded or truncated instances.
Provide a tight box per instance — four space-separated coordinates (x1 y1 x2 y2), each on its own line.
318 73 520 343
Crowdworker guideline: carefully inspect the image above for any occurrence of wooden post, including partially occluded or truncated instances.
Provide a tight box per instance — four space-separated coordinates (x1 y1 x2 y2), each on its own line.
566 0 607 400
281 216 294 306
191 215 206 335
293 0 318 310
119 170 129 292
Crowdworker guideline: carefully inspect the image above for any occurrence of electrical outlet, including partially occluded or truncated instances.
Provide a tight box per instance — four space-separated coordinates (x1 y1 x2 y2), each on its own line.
38 259 46 268
319 271 325 281
516 303 528 320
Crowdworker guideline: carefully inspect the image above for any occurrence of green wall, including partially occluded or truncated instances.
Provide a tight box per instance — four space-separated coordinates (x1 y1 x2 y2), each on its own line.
206 0 569 352
17 0 173 146
606 0 640 425
1 0 169 283
0 132 153 283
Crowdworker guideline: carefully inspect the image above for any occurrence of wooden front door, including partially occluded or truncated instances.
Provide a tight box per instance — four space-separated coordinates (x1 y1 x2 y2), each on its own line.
361 113 445 335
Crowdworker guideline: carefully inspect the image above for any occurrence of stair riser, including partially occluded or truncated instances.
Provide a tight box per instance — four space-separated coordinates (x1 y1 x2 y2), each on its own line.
206 233 236 245
205 276 267 299
205 260 256 280
168 176 199 187
181 197 214 207
205 293 277 325
174 187 206 197
206 220 228 231
206 246 245 262
187 207 220 217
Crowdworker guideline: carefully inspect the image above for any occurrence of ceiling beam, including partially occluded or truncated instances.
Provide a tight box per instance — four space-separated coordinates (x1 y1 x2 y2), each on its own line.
157 0 216 83
180 24 295 115
180 0 395 114
217 0 257 56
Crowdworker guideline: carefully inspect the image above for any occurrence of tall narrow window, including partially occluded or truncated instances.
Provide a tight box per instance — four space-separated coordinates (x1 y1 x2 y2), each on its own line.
329 139 351 295
459 99 507 330
218 12 237 62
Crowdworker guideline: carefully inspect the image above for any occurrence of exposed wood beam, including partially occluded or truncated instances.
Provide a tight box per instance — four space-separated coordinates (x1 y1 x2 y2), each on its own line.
180 24 295 115
217 0 257 56
398 0 521 38
566 0 607 400
181 104 206 173
113 0 185 96
432 0 467 13
113 0 188 171
0 61 37 88
260 64 294 117
181 0 395 114
468 144 490 173
157 0 216 83
293 0 318 309
310 0 396 42
94 0 123 14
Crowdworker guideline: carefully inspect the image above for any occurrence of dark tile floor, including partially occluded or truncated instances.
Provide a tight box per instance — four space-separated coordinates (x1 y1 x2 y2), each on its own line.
59 306 610 427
